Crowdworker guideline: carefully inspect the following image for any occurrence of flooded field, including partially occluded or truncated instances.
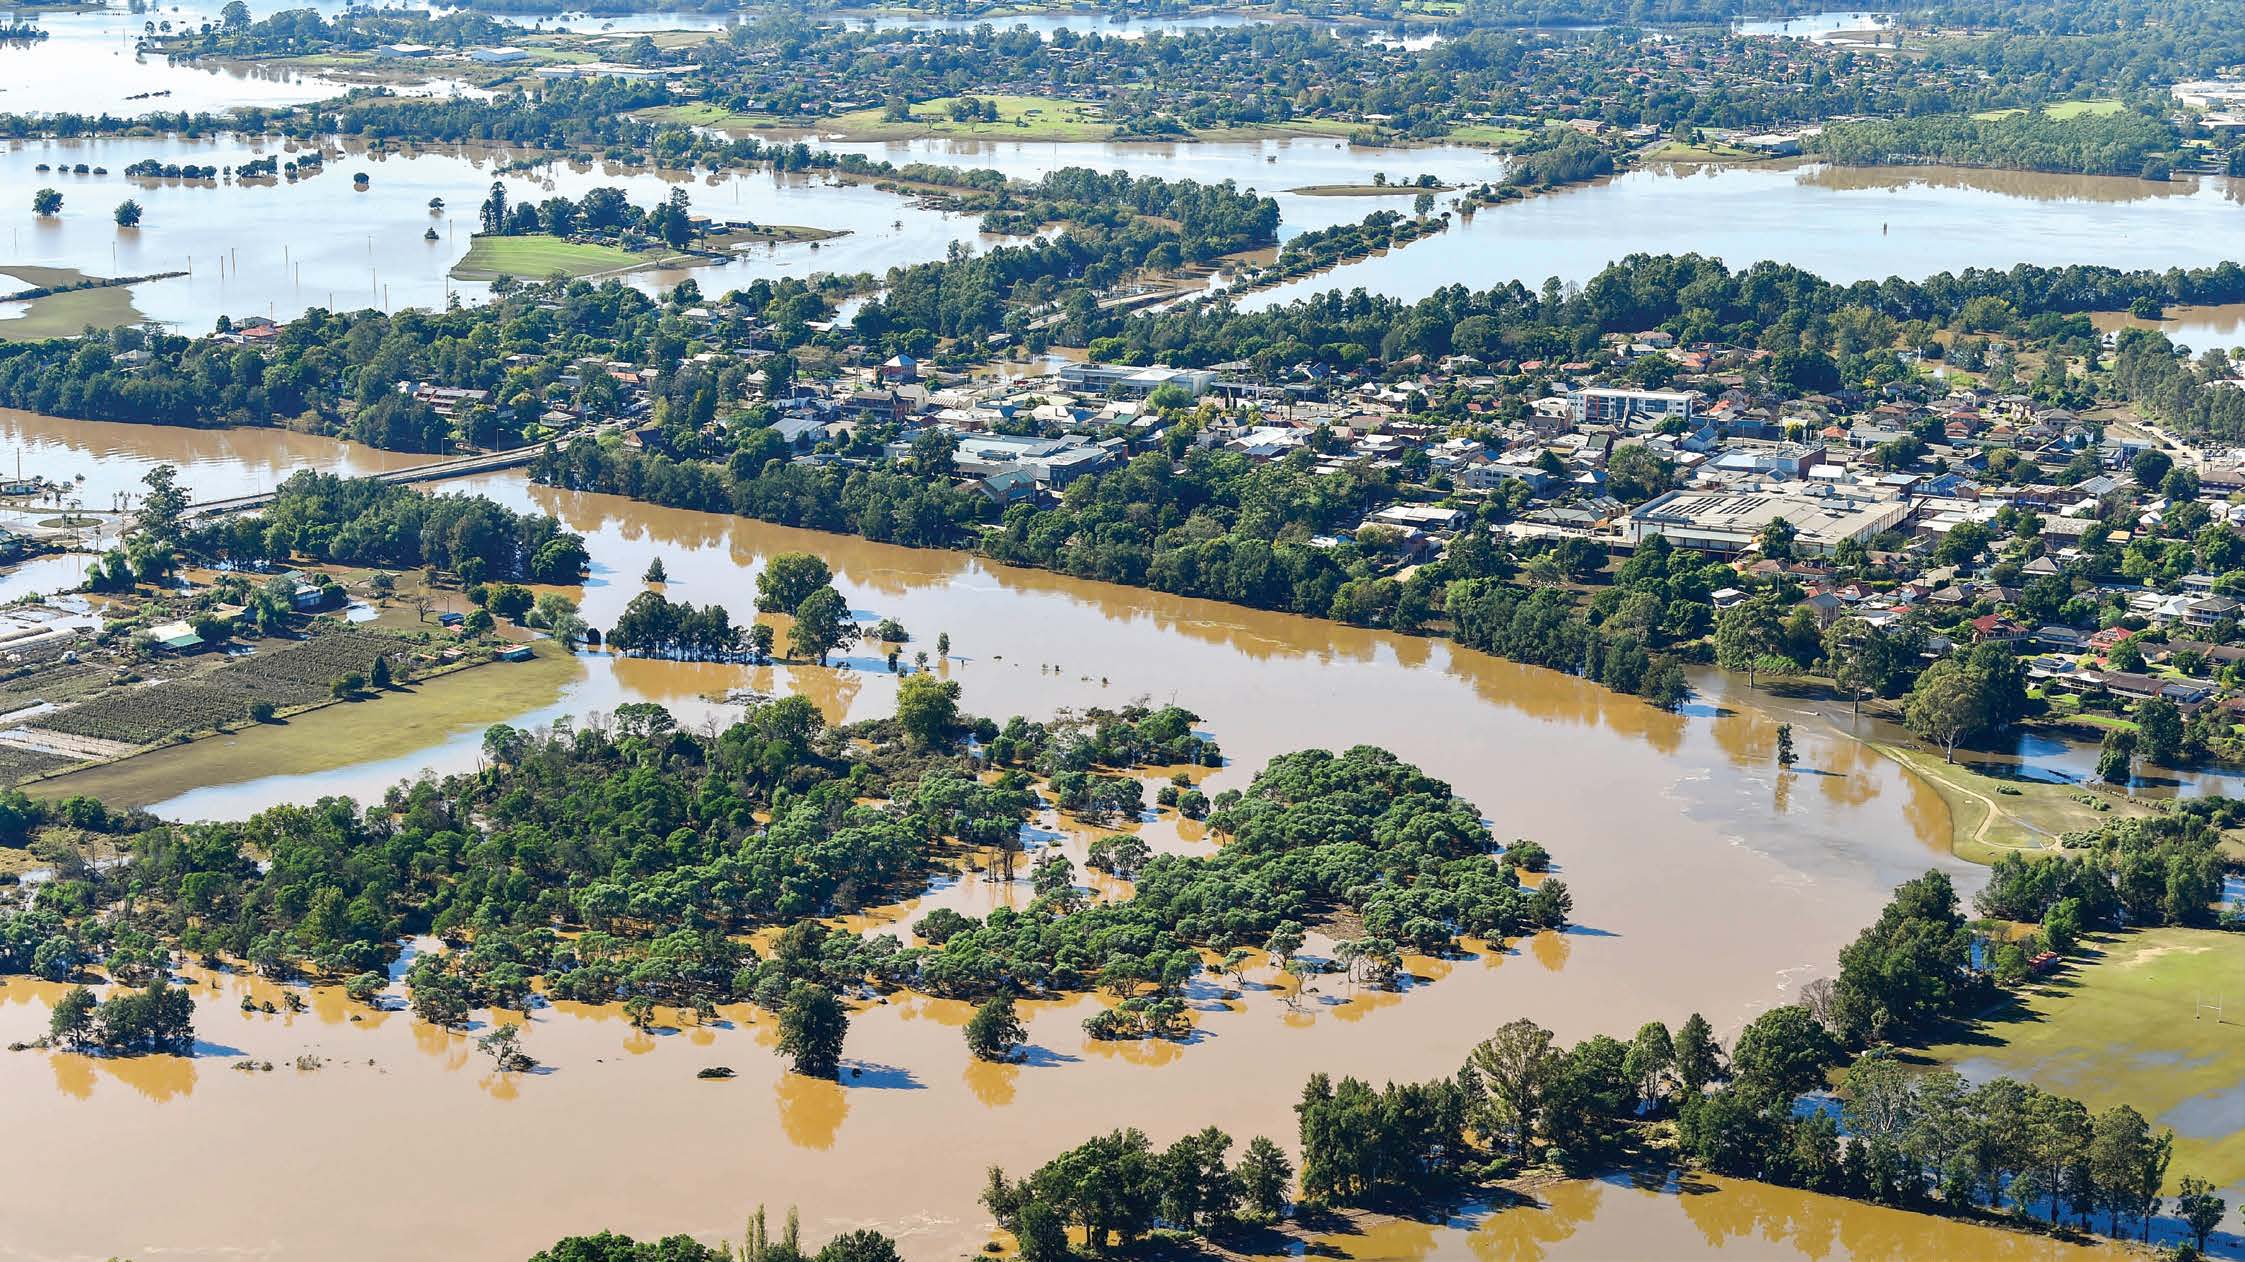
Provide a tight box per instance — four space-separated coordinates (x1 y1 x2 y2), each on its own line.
2092 301 2245 354
0 410 2033 1259
1235 161 2245 310
0 0 353 117
0 0 487 118
0 135 997 331
13 119 2245 337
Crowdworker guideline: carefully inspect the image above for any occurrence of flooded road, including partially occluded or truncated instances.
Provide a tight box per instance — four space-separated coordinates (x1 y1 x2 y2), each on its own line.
0 411 2026 1259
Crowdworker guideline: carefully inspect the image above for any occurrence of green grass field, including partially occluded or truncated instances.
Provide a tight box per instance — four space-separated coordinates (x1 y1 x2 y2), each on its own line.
1446 123 1534 147
826 94 1114 141
1871 741 2153 864
1973 98 2123 122
448 233 658 282
635 102 788 130
0 284 147 340
1920 928 2245 1192
1647 139 1768 161
1197 117 1368 141
28 643 581 811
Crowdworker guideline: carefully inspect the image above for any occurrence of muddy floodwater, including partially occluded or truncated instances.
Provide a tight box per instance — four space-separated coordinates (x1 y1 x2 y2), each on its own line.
0 405 442 506
0 413 2128 1262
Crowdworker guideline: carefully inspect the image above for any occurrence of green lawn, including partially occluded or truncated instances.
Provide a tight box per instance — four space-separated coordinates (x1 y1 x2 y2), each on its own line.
635 102 788 130
1647 139 1767 161
1194 117 1370 141
1445 123 1534 147
1872 741 2151 863
0 283 148 341
1919 928 2245 1193
826 94 1114 141
448 233 661 282
1972 98 2123 122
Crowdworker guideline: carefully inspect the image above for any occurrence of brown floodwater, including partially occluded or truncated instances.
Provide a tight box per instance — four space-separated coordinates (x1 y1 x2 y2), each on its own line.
2091 302 2245 354
1265 1172 2129 1261
0 406 441 508
0 413 2029 1262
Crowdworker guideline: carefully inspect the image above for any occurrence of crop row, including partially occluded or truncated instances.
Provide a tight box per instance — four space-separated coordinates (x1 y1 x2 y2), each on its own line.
41 631 412 746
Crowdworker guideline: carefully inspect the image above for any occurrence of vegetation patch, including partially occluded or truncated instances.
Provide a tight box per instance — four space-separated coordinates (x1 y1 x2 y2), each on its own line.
448 233 666 282
1445 122 1535 146
36 629 420 747
1285 182 1456 196
0 284 151 342
1871 741 2154 864
631 101 788 131
825 95 1114 141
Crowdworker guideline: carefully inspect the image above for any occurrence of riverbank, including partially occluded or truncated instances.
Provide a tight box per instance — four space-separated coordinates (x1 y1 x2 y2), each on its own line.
1283 1170 2135 1260
1869 741 2156 864
639 99 1376 145
22 637 580 811
1285 181 1457 196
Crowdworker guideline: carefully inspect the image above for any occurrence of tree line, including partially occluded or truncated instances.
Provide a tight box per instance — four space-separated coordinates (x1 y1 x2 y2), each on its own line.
982 861 2233 1258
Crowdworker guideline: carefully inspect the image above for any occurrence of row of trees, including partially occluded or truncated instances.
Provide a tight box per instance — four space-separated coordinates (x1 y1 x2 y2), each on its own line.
476 181 698 250
995 860 2231 1256
183 470 590 583
1809 105 2181 178
982 1126 1293 1256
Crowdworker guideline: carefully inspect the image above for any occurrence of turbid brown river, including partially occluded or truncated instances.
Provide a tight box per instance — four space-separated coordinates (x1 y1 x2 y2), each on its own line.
0 413 2130 1262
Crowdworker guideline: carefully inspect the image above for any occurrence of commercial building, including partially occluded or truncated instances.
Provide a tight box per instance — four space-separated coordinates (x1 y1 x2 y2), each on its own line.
2174 80 2245 108
1055 363 1217 399
1572 387 1696 425
1623 490 1909 556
